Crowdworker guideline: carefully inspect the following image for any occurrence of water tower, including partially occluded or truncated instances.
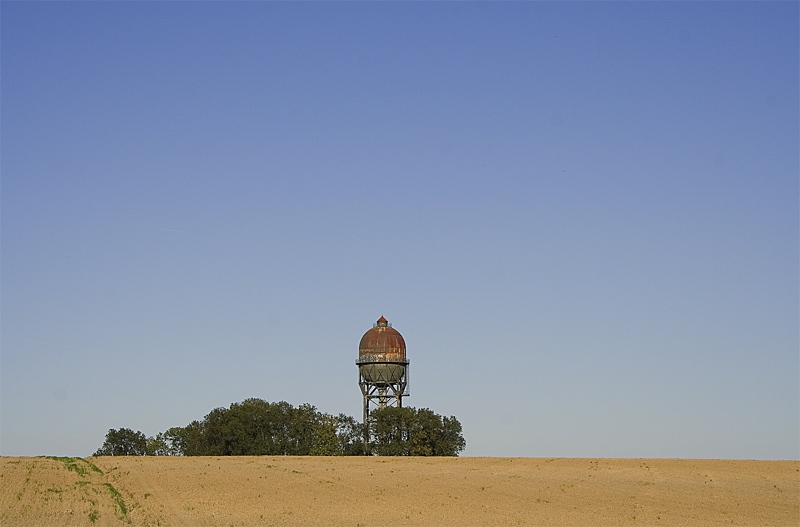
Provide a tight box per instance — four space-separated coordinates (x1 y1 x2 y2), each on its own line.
356 316 409 424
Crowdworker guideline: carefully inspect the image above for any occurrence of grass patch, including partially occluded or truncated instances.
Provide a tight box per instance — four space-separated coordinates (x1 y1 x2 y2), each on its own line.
103 483 129 522
42 456 102 476
82 459 104 474
88 510 99 523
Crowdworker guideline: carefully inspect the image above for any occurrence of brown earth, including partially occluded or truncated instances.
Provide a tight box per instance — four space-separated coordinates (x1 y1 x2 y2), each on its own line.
1 456 797 526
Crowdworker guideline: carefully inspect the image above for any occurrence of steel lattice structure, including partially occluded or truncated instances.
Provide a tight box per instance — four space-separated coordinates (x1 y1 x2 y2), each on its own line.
357 356 409 423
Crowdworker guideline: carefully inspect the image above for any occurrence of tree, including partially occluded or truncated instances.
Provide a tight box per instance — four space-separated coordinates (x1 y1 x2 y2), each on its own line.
289 403 319 455
93 399 466 457
309 413 341 456
174 421 206 456
335 414 368 456
169 399 322 456
145 429 185 456
145 433 169 456
371 407 416 456
93 428 147 456
370 407 466 456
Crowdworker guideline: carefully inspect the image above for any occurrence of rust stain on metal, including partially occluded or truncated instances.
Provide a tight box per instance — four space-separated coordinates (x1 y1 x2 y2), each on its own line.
358 316 406 361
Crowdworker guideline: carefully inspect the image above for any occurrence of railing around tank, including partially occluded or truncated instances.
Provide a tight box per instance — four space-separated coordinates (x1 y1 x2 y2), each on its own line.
355 355 409 365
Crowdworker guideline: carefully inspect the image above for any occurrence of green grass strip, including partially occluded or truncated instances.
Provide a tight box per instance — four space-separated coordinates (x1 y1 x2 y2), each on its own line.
41 456 103 475
103 483 129 522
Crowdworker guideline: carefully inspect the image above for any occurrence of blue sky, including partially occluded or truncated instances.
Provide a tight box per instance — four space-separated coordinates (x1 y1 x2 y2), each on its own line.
2 2 797 459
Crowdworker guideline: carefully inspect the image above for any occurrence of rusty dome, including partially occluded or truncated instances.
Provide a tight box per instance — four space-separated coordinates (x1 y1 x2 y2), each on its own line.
358 316 406 359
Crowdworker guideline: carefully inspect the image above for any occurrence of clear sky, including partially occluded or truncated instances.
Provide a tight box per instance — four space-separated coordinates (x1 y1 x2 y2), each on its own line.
2 2 797 459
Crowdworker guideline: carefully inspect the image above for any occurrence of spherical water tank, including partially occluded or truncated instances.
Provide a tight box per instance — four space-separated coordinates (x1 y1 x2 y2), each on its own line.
357 316 408 384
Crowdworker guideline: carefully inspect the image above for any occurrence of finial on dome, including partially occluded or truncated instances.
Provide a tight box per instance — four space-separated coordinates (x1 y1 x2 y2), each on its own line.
377 315 388 327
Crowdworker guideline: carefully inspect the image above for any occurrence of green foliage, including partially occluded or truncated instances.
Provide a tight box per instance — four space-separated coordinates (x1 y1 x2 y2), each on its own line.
93 428 147 456
310 413 342 455
103 483 129 522
174 421 207 456
335 414 369 456
166 399 351 456
145 433 168 456
43 456 103 474
370 407 466 456
144 427 187 456
201 399 295 455
93 399 465 457
82 458 104 473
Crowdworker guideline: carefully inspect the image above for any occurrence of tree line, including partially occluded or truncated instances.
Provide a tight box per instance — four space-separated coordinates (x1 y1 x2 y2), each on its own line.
93 398 465 457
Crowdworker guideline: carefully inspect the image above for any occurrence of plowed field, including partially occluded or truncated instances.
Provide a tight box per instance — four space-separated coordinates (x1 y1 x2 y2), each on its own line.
1 456 797 526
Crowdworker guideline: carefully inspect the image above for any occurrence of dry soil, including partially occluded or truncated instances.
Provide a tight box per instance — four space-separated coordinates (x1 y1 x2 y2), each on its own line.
1 456 797 526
